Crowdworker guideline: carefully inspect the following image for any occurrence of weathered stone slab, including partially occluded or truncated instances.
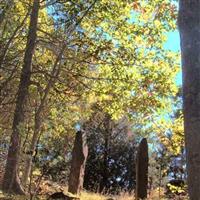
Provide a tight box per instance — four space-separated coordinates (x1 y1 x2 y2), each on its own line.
135 138 148 200
68 131 88 195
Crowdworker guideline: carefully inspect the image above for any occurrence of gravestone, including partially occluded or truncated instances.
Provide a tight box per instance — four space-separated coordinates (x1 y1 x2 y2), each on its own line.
68 131 88 194
135 138 148 200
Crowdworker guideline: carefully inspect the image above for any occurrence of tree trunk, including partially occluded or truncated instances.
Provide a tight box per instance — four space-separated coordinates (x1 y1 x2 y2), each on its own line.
22 112 41 187
68 131 88 195
2 0 40 194
22 44 65 187
135 138 148 200
178 1 200 199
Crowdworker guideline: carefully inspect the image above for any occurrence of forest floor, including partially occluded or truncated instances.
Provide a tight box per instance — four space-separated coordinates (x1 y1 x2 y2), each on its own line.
0 188 189 200
0 179 188 200
0 191 189 200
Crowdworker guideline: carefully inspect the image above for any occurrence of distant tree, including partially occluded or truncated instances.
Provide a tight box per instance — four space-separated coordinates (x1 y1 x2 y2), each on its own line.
83 110 136 193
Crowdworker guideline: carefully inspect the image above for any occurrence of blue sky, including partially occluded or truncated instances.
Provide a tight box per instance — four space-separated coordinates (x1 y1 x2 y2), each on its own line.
165 31 182 86
164 31 180 52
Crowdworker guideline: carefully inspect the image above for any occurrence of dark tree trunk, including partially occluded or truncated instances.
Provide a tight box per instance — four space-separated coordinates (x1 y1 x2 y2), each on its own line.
2 0 40 194
178 1 200 199
68 131 88 195
135 138 148 200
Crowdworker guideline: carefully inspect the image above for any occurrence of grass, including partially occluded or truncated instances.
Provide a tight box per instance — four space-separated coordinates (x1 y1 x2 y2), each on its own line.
81 190 135 200
81 191 108 200
0 190 189 200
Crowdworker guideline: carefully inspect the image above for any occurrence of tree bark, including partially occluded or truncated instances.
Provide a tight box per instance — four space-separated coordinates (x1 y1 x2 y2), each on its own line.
2 0 40 194
178 1 200 199
68 131 88 194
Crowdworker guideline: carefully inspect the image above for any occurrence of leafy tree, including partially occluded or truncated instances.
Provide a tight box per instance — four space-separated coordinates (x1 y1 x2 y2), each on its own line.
81 0 179 120
83 108 136 193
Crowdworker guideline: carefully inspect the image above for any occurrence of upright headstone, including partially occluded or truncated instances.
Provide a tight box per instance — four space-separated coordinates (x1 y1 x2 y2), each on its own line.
68 131 88 194
136 138 148 200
